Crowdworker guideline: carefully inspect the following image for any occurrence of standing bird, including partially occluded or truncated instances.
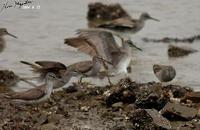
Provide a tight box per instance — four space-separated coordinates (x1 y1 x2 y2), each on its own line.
0 28 17 53
67 56 112 82
153 64 176 82
65 30 141 75
3 73 63 104
97 12 159 36
108 39 137 75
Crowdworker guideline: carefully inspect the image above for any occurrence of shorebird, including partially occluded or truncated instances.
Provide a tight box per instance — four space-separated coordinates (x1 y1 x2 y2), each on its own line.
20 60 80 89
65 30 141 75
67 56 113 82
0 69 37 87
96 12 159 36
20 60 67 81
153 64 176 82
0 28 17 53
4 73 63 104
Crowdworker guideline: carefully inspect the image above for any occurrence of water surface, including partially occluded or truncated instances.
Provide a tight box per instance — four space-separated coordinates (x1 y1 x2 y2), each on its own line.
0 0 200 91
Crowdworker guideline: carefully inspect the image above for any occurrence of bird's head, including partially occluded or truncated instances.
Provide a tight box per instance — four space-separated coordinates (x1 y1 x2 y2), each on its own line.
125 40 142 51
140 13 160 22
0 28 17 38
46 73 65 83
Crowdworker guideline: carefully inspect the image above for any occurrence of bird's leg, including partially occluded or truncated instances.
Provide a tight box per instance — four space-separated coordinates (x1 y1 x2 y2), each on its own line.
127 66 132 73
106 71 113 86
96 57 112 65
107 76 113 86
79 76 83 84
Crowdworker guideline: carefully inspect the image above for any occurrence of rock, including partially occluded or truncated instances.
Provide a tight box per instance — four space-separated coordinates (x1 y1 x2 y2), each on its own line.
80 106 90 112
63 84 78 93
105 78 136 106
72 125 92 130
32 113 48 126
145 109 171 129
87 2 132 28
161 102 198 121
177 121 200 130
87 2 130 21
135 82 170 110
124 104 137 112
168 45 197 57
48 114 64 124
39 123 58 130
0 70 19 86
86 86 106 96
129 109 171 129
49 106 58 113
112 125 127 130
111 102 123 109
181 92 200 103
164 84 192 98
142 34 200 43
57 103 69 117
197 109 200 118
58 118 70 129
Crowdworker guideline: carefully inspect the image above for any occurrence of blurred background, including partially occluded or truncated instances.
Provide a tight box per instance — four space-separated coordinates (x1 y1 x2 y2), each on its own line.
0 0 200 90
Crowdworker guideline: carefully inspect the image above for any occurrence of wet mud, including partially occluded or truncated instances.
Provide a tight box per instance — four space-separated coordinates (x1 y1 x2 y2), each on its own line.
0 78 199 130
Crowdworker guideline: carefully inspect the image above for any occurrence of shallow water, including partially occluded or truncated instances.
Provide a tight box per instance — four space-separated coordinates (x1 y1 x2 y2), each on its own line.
0 0 200 91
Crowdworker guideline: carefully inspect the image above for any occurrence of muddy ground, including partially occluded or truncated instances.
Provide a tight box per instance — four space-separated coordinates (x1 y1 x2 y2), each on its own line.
0 78 200 130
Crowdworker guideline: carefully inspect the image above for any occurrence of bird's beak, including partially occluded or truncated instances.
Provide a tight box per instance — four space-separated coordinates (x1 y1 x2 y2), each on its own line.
129 42 143 51
96 56 113 65
7 32 18 38
149 16 160 22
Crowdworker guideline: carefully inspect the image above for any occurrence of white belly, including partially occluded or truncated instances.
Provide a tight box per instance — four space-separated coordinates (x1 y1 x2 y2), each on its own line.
111 57 131 75
14 94 51 104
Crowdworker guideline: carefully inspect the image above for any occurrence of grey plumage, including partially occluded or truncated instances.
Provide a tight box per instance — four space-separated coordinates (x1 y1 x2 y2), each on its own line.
153 64 176 82
97 12 159 35
65 30 141 75
20 60 85 89
0 28 17 53
4 73 62 104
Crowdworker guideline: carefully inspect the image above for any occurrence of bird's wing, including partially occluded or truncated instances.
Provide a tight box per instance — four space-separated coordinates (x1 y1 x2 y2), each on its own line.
98 18 136 29
8 85 45 100
68 61 93 73
35 61 67 70
77 29 119 61
21 61 65 80
64 37 98 57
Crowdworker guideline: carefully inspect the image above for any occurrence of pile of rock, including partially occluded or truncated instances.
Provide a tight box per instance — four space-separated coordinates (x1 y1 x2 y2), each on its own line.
104 78 200 129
